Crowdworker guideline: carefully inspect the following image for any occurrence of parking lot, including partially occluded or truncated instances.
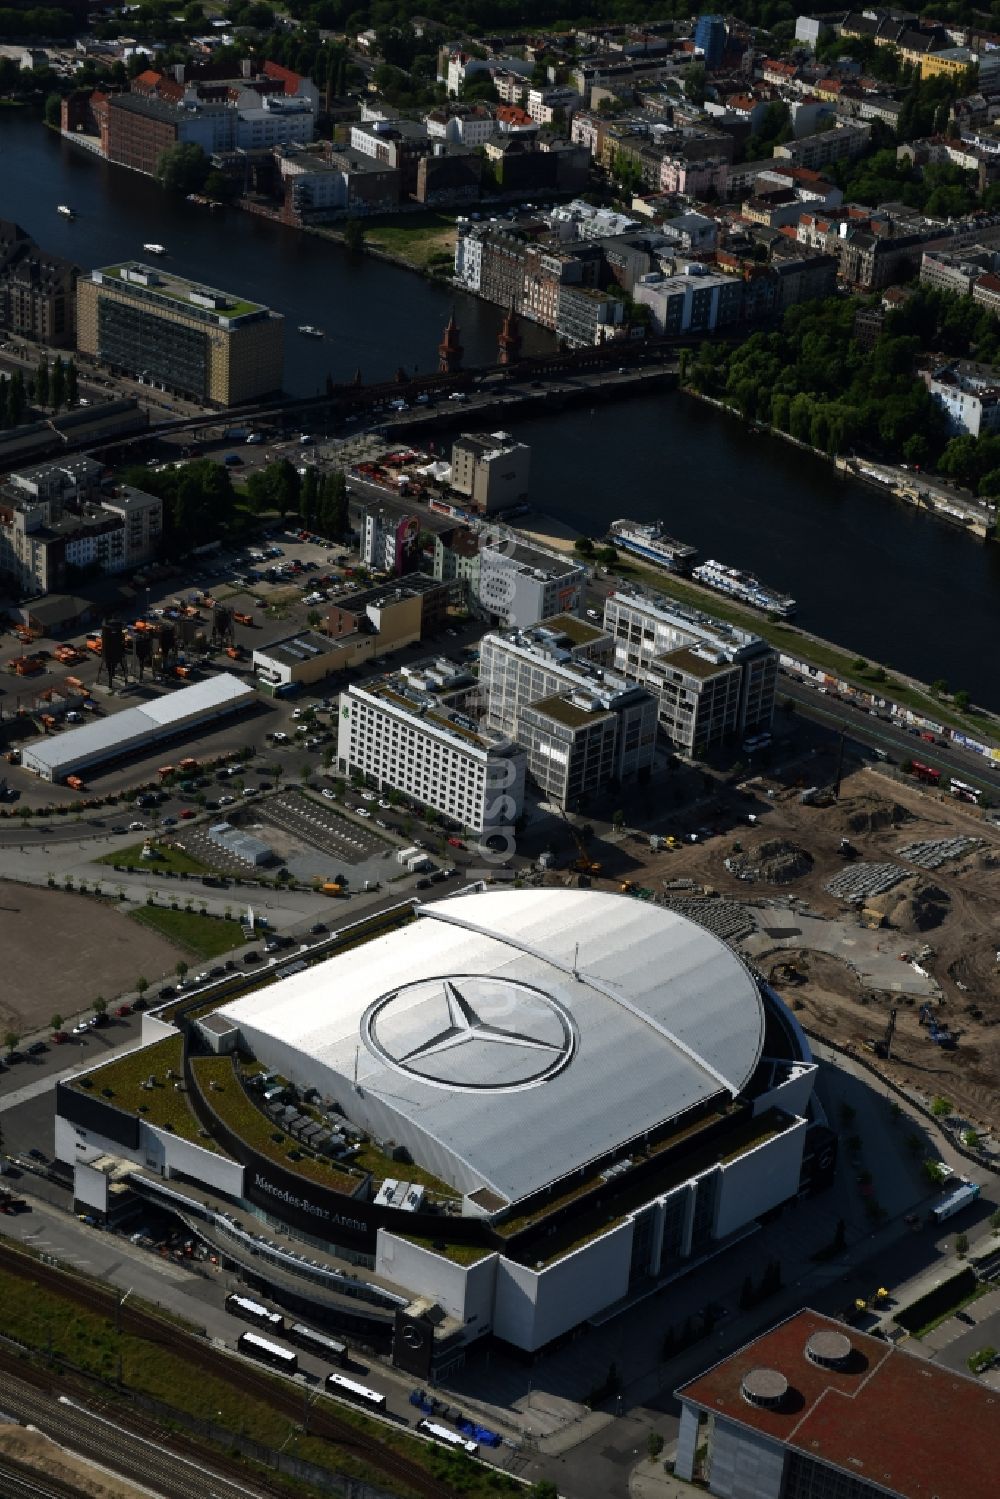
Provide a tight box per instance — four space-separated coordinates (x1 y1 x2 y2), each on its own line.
257 789 394 884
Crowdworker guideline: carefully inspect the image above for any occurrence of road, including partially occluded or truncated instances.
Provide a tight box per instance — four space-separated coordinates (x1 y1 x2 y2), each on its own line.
781 678 1000 795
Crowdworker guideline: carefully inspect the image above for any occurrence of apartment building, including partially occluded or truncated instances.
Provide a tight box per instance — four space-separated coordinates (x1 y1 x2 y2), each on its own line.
477 539 586 627
926 363 1000 436
450 432 531 515
0 457 162 593
479 616 657 808
337 672 525 834
360 508 420 575
0 219 77 347
772 122 871 170
603 590 777 754
76 263 283 407
633 268 743 337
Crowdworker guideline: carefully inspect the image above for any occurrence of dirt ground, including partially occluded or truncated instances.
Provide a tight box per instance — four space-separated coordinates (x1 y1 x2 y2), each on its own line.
0 881 182 1034
561 766 1000 1132
0 1422 157 1499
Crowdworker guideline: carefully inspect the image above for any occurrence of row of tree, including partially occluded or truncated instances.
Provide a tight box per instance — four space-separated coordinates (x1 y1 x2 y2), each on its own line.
121 458 236 556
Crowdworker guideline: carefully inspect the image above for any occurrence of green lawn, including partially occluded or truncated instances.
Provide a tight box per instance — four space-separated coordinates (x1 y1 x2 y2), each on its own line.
191 1055 360 1193
129 905 244 958
71 1033 222 1149
359 212 457 271
97 839 210 875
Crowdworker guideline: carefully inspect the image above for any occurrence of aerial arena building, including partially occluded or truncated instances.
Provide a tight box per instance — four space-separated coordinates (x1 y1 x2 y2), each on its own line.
57 891 830 1366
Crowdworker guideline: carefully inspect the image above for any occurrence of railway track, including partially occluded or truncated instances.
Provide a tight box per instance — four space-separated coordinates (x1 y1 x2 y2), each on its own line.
0 1242 460 1499
0 1360 277 1499
0 1453 92 1499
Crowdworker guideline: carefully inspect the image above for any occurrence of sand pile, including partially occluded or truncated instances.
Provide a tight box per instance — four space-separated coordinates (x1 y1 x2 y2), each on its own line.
839 796 914 835
726 839 814 885
888 882 950 933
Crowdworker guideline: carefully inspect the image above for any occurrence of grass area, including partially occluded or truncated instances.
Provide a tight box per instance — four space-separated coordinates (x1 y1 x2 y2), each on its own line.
611 557 997 741
100 264 263 319
97 839 210 875
351 1140 459 1200
400 1236 495 1267
190 1055 360 1193
71 1034 222 1150
129 905 245 958
361 212 457 271
0 1261 512 1499
909 1280 990 1340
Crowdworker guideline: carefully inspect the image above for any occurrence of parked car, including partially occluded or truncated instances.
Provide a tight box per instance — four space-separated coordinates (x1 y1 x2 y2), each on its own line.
322 788 336 801
115 1004 131 1018
26 1041 47 1056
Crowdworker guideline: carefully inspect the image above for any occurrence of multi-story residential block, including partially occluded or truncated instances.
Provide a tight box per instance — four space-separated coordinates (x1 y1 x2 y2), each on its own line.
453 220 485 293
477 539 585 627
350 118 429 196
479 616 657 807
526 86 582 125
660 154 730 197
633 268 744 337
0 219 77 347
425 104 496 147
337 672 525 835
926 363 1000 436
432 526 482 593
76 263 284 407
278 145 400 220
0 457 162 593
920 246 1000 296
555 284 625 346
450 432 531 515
603 590 778 754
360 508 421 575
772 122 871 169
972 270 1000 315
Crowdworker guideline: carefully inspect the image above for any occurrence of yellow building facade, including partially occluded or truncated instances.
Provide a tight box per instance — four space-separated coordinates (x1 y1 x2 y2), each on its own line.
76 264 284 407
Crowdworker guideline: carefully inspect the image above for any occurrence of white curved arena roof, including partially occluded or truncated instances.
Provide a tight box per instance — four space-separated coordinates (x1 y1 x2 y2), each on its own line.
219 890 765 1206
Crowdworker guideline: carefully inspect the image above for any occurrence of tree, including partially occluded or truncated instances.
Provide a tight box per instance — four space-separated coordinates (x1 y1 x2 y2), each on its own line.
50 1013 63 1033
647 1431 664 1461
528 1484 559 1499
155 142 209 194
3 1032 19 1056
44 91 61 127
955 1231 969 1255
50 357 65 412
135 976 149 998
684 62 707 105
34 358 49 408
954 690 970 712
931 1096 952 1117
343 218 365 255
612 809 625 829
307 609 322 628
93 995 107 1016
574 536 595 557
931 678 948 697
203 170 233 202
596 544 617 568
175 961 188 981
64 358 78 408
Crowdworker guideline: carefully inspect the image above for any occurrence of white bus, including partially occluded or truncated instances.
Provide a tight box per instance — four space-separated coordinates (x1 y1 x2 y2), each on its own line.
237 1330 297 1372
325 1372 386 1411
417 1419 478 1456
226 1292 284 1330
287 1322 348 1367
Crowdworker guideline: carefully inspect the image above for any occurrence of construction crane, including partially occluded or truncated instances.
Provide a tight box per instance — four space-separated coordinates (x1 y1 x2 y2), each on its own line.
561 812 601 875
866 1006 897 1060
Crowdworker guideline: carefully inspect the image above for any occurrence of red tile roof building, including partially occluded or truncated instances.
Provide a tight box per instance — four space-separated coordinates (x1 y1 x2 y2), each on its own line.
675 1308 999 1499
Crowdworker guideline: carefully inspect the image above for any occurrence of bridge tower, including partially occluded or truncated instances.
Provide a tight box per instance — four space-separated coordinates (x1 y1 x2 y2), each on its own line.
438 308 463 374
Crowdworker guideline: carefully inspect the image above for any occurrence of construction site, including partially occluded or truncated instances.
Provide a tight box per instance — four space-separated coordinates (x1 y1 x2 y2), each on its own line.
548 765 1000 1142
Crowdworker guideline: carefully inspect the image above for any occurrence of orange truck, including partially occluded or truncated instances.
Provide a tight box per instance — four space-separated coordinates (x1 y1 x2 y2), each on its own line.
65 775 85 791
86 636 102 654
158 765 176 780
178 758 198 773
233 611 253 627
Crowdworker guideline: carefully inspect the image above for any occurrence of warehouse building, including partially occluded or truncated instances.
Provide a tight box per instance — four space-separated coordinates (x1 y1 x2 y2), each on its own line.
450 431 531 515
76 263 284 407
21 673 255 781
56 890 823 1360
251 630 345 688
337 671 525 834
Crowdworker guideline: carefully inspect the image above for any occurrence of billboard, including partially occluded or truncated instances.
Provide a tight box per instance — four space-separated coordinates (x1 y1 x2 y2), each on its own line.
393 514 420 576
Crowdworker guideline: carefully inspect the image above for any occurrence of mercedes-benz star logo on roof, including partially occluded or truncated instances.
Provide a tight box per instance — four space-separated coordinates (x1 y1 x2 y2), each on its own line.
362 975 577 1092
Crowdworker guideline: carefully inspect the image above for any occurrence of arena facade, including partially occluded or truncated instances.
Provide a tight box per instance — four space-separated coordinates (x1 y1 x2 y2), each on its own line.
56 891 828 1358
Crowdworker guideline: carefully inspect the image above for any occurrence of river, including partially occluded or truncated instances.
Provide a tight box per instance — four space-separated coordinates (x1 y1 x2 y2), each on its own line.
0 110 548 390
3 111 1000 708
